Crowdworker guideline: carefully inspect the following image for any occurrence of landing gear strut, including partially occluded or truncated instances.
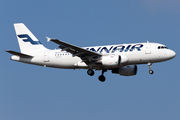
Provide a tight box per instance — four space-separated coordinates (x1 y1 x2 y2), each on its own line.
87 69 107 82
98 69 107 82
87 69 95 76
148 62 154 74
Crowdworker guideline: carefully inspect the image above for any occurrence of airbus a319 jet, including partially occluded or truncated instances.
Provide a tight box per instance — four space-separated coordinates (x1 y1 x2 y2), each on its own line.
6 23 176 82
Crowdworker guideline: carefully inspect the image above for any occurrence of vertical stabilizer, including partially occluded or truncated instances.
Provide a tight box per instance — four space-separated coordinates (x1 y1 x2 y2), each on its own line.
14 23 48 53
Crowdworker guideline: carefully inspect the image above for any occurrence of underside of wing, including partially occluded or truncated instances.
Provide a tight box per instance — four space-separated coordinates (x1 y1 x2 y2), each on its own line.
49 38 101 64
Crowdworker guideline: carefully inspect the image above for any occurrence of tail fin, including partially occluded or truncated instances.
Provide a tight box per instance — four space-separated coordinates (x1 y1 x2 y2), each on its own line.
14 23 48 53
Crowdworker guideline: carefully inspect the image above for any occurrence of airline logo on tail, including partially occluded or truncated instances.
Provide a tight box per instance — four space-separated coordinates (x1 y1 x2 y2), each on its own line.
18 34 42 45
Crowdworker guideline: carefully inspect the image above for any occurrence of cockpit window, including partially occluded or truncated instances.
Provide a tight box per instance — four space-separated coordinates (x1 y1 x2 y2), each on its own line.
158 46 168 49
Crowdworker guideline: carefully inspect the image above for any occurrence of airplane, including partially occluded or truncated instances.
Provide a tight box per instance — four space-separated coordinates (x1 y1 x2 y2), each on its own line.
6 23 176 82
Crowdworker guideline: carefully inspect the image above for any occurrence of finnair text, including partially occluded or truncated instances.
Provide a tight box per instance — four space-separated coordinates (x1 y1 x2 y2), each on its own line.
86 44 143 53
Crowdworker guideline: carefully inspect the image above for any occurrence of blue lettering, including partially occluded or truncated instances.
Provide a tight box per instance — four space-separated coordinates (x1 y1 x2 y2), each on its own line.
100 46 113 53
130 44 143 51
87 44 143 53
90 48 96 52
124 45 131 52
89 47 101 52
111 45 125 53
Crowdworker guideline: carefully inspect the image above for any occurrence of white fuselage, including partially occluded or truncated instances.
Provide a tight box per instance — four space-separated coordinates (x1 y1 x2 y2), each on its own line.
7 23 176 81
11 42 176 69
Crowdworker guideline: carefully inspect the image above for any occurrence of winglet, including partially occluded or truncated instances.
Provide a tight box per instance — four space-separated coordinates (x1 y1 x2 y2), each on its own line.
46 37 51 42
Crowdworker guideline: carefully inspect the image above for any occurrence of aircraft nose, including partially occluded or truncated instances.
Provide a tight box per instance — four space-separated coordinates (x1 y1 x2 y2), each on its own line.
169 50 176 59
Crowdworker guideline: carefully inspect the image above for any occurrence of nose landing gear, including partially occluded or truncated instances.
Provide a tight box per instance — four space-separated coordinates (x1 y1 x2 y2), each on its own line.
148 62 154 74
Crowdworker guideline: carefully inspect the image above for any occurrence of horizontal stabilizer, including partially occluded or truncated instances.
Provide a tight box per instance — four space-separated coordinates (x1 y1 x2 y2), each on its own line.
6 50 33 58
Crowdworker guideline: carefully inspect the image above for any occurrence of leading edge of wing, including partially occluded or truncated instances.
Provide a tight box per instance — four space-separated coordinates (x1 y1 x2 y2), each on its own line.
48 38 101 57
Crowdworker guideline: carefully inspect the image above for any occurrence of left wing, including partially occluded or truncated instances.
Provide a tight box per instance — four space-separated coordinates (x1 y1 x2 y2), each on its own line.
48 38 101 64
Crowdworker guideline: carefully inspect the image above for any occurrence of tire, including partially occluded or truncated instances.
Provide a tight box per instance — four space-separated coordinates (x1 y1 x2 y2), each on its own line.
87 69 94 76
98 75 106 82
149 70 154 74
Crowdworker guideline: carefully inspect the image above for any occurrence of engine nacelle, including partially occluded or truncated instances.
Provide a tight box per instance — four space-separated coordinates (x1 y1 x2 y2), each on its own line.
101 55 120 66
99 55 128 66
112 65 137 76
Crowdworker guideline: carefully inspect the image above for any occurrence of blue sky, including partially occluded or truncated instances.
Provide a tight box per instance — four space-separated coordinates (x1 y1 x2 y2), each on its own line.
1 0 180 120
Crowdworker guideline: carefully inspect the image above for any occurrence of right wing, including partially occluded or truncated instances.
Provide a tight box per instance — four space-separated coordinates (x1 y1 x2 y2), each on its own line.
48 38 102 64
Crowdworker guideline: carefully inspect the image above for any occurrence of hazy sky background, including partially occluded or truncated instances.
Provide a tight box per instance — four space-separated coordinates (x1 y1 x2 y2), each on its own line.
1 0 180 120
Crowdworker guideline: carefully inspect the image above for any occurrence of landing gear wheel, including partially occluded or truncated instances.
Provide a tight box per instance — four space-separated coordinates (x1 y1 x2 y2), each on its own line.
98 75 106 82
149 70 154 74
148 62 154 75
87 69 94 76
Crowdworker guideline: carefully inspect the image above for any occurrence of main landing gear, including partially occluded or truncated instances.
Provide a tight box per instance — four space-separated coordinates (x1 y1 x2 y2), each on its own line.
87 69 107 82
148 62 154 74
87 69 94 76
98 69 107 82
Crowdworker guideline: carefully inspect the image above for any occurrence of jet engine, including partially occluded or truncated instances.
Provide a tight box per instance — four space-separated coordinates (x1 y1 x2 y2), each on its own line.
112 65 137 76
101 55 120 66
99 55 128 66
